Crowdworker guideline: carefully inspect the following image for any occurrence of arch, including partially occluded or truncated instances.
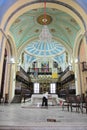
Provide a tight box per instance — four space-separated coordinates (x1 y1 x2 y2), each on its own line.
0 32 17 102
5 35 16 102
1 0 86 31
0 0 86 67
0 49 7 101
7 34 17 62
73 30 87 95
0 0 86 69
0 0 87 100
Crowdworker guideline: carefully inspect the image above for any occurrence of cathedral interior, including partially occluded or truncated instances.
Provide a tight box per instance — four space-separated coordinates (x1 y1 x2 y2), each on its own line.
0 0 87 129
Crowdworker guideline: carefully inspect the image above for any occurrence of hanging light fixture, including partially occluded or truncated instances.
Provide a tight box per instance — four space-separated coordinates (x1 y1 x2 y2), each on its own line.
39 1 52 42
39 1 52 60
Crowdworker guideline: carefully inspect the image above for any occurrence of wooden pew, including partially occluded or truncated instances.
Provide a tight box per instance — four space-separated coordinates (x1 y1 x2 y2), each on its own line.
82 96 87 114
62 95 83 113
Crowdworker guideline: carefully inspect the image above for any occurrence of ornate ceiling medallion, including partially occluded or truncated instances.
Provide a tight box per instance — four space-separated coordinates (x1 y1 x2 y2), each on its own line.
37 14 52 25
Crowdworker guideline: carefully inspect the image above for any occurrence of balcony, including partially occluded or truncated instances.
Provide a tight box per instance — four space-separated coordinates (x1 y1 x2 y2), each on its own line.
27 68 63 75
27 68 52 75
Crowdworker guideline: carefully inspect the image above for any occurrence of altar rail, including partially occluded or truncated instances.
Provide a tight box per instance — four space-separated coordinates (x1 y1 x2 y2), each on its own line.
31 94 59 106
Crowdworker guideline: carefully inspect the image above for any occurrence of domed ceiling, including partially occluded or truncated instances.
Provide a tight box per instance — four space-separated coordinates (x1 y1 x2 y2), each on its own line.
10 8 80 49
9 7 80 64
1 0 86 68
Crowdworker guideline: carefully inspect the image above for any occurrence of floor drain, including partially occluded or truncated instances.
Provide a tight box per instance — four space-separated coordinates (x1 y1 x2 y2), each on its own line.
47 119 56 122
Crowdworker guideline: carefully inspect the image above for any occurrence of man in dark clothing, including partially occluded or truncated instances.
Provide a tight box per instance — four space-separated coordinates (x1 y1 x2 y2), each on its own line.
42 92 48 107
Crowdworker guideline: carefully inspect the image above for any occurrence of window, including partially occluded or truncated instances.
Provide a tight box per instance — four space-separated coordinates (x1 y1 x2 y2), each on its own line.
34 83 39 93
50 83 56 93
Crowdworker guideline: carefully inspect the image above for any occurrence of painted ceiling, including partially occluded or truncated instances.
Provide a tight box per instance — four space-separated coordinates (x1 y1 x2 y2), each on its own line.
10 8 80 49
0 0 87 21
9 7 80 64
25 39 65 58
0 0 86 65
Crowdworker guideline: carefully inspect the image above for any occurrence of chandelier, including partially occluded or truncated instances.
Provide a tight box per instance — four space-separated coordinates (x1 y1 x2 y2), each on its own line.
39 25 52 42
39 1 52 60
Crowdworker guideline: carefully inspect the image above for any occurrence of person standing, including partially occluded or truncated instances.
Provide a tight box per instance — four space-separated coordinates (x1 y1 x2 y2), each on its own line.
42 92 48 107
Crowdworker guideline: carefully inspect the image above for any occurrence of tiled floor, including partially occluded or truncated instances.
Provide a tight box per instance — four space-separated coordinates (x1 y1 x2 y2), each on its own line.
0 102 87 130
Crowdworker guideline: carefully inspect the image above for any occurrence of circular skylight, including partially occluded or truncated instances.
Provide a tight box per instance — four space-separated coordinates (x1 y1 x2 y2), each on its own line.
25 39 65 58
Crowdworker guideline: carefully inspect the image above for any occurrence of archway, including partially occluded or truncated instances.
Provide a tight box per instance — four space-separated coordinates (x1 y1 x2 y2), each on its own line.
0 49 7 102
0 34 17 103
73 32 87 95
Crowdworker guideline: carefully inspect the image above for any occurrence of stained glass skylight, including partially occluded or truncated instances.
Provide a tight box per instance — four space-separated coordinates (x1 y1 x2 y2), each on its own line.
25 39 65 58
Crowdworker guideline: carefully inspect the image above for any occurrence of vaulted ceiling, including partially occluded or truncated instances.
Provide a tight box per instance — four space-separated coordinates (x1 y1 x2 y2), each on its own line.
9 6 80 64
0 0 87 65
10 8 80 49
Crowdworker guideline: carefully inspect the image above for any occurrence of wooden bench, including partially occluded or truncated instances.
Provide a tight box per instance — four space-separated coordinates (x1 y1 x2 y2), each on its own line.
62 95 83 113
69 95 83 113
82 96 87 114
62 97 69 111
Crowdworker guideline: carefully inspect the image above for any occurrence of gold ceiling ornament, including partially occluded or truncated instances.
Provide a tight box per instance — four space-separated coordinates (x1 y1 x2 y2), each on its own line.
37 14 52 25
37 1 52 25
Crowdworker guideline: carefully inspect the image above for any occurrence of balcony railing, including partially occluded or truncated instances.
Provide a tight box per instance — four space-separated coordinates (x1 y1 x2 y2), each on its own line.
27 68 52 75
